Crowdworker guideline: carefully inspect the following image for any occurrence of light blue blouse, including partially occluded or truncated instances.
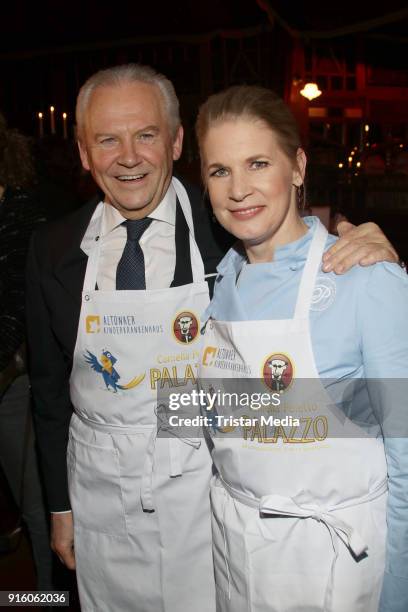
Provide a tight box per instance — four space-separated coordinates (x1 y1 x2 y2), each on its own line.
204 216 408 612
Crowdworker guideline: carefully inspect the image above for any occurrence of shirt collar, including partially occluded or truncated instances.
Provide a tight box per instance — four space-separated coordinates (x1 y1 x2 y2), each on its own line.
149 181 177 226
80 182 177 255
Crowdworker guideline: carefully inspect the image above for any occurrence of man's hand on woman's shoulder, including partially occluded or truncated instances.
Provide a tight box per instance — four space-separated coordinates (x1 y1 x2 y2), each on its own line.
322 221 399 274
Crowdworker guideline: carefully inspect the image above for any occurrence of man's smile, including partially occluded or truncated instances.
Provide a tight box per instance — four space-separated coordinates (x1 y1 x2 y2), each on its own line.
116 173 148 182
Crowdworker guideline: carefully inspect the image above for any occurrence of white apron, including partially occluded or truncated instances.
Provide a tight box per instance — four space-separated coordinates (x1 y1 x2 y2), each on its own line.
199 222 388 612
68 178 215 612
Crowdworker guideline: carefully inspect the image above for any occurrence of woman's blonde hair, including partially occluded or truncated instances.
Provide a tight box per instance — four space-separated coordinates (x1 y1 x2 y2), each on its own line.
196 85 302 166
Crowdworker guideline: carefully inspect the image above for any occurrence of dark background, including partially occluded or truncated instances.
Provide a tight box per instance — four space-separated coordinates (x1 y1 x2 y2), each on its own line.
1 1 407 249
0 2 407 606
1 1 408 249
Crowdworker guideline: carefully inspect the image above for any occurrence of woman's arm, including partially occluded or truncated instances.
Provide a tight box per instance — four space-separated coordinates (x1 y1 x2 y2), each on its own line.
360 263 408 612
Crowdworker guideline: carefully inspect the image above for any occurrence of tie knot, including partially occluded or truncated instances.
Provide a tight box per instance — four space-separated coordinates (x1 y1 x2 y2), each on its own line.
125 217 152 242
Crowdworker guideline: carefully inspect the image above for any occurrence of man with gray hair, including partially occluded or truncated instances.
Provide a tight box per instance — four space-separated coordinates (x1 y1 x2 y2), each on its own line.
27 63 220 612
26 63 397 612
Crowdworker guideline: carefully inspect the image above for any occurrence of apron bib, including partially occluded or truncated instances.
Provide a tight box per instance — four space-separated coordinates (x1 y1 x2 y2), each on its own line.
68 178 215 612
200 221 387 612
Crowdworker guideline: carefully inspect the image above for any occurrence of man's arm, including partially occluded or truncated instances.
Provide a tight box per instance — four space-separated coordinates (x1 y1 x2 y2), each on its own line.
26 231 73 511
322 221 398 274
26 231 75 566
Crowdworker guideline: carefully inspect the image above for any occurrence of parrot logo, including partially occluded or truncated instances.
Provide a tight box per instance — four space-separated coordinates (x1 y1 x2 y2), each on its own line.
84 349 145 393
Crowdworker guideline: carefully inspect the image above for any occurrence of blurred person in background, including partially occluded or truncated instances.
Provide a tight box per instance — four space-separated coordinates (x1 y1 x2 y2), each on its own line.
0 111 53 590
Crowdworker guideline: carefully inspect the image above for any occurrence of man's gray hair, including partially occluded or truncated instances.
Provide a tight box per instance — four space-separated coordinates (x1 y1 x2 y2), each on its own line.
76 63 181 140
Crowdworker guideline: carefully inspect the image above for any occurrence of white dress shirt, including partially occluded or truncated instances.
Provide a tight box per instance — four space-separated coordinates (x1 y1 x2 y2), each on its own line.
82 183 177 290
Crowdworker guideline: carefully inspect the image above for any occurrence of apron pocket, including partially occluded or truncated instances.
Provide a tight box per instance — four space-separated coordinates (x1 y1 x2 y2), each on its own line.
67 435 128 538
210 481 250 604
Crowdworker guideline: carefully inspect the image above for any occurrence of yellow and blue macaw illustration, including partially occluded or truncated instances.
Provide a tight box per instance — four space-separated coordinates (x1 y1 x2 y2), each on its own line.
84 349 145 393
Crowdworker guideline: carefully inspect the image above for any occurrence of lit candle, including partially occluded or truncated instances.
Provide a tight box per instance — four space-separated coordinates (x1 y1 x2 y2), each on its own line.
50 106 56 135
38 112 44 138
62 112 68 139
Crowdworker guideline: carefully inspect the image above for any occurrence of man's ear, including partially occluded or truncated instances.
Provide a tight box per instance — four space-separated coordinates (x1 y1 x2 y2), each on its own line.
293 148 307 186
78 140 91 171
172 125 184 161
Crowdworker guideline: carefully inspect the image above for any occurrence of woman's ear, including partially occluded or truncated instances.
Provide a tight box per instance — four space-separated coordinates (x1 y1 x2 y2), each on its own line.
293 148 307 186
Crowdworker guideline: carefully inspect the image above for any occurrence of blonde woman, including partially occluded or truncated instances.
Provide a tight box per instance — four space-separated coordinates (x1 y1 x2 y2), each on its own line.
197 86 408 612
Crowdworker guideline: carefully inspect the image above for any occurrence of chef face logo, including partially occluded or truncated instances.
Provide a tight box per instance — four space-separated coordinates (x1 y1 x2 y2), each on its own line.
262 353 293 393
173 311 199 344
86 315 100 333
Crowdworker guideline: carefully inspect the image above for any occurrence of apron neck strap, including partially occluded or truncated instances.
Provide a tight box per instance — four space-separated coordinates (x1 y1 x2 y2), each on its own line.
82 194 198 292
170 197 193 287
293 221 328 319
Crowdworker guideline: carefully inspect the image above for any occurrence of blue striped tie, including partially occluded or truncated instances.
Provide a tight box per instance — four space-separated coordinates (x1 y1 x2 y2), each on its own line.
116 218 153 289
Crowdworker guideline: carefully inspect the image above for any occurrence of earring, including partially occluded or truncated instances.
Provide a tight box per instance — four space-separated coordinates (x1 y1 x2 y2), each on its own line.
297 184 304 209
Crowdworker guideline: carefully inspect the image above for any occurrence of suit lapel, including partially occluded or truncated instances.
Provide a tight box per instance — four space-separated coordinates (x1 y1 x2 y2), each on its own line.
171 197 193 287
53 199 99 303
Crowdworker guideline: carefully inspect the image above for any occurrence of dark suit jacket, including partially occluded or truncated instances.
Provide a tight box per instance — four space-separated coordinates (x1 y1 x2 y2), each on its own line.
26 180 231 510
